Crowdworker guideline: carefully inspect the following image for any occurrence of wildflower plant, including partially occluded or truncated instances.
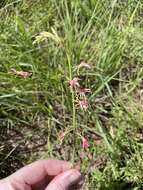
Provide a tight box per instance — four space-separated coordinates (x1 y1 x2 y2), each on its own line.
34 27 91 149
68 62 91 149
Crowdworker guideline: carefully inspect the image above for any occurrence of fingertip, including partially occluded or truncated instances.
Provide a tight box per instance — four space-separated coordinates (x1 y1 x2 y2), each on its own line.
66 169 82 183
45 169 82 190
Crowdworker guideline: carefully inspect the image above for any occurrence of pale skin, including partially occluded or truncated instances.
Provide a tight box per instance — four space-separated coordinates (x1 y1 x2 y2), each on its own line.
0 159 83 190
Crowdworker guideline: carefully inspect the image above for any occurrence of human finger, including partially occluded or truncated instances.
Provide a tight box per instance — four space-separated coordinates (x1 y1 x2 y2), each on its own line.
45 169 82 190
7 159 72 186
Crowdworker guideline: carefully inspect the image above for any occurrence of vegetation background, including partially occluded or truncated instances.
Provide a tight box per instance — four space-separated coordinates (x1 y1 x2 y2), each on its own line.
0 0 143 189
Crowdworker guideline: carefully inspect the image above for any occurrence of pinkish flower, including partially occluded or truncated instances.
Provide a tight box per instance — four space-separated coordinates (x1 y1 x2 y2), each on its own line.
78 88 91 95
69 77 80 91
79 99 89 110
82 137 89 149
59 131 67 141
78 60 91 69
10 69 32 78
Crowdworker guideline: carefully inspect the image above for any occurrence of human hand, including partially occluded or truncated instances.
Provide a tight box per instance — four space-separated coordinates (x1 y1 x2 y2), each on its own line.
0 159 83 190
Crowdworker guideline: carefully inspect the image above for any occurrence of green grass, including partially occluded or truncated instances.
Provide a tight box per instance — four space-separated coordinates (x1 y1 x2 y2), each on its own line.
0 0 143 189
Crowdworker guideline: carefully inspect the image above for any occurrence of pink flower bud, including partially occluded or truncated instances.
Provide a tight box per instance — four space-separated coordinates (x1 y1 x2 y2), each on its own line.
59 131 67 141
10 69 32 78
82 137 89 149
79 99 89 110
69 78 80 91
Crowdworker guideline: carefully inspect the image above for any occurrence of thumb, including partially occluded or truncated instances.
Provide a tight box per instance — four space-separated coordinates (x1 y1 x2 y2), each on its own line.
45 169 82 190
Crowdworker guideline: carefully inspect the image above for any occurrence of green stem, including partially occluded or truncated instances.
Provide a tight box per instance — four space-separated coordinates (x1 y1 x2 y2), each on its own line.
66 52 76 164
66 53 76 129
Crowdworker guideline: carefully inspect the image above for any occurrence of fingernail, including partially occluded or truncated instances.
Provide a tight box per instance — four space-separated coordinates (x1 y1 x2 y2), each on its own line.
78 175 85 186
68 170 82 184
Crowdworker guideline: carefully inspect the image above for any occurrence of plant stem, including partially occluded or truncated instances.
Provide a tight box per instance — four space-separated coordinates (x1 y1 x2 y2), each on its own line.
66 53 76 130
66 52 76 164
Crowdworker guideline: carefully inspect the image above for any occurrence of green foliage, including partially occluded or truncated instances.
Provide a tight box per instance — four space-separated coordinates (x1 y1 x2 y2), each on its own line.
0 0 143 189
